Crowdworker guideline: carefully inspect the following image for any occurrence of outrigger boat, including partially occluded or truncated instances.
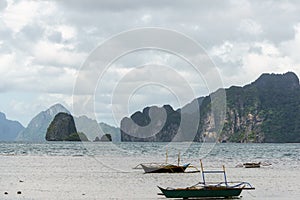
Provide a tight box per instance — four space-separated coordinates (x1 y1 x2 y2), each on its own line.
158 160 255 199
134 150 195 173
141 163 190 173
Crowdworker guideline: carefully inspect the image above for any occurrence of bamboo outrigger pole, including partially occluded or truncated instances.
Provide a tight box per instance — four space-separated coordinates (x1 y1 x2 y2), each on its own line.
199 160 229 186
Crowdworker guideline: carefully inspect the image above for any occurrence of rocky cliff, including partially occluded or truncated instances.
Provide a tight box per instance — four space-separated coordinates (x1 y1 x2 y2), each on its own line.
46 112 88 141
94 134 112 142
0 112 24 141
121 105 181 142
121 72 300 143
219 72 300 143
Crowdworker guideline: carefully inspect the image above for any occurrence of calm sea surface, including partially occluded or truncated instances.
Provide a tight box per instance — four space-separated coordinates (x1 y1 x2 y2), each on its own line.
0 142 299 199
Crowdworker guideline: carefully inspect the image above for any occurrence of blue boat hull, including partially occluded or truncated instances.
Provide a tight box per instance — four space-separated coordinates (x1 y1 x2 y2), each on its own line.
158 186 243 198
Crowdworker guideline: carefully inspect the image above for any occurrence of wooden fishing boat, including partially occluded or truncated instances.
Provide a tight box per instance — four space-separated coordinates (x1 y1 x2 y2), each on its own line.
158 160 255 198
141 163 190 173
158 182 254 198
243 162 261 168
135 150 196 173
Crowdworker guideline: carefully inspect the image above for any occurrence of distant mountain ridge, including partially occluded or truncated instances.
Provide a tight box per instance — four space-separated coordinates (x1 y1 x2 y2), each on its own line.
74 115 100 141
17 103 120 142
98 122 120 142
74 116 120 142
17 104 70 142
121 72 300 143
0 112 24 141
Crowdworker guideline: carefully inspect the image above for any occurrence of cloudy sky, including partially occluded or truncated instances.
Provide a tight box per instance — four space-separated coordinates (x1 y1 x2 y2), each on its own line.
1 0 300 127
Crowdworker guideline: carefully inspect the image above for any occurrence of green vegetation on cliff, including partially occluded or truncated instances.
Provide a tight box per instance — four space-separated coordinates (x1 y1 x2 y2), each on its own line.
94 134 112 142
121 72 300 143
65 132 89 141
219 72 300 143
46 112 88 141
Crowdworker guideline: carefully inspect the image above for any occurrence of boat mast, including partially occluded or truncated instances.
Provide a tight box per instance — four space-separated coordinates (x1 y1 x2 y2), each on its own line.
177 151 180 166
223 165 228 186
165 148 168 164
200 159 206 184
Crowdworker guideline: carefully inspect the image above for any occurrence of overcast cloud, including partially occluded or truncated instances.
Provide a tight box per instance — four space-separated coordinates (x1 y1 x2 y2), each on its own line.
1 0 300 126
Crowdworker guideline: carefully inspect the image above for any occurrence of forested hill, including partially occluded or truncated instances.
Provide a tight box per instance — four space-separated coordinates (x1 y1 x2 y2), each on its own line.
221 72 300 143
121 72 300 143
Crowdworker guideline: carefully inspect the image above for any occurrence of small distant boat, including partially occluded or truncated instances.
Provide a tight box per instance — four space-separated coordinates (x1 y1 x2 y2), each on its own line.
243 162 261 168
158 160 255 198
141 163 190 173
236 161 271 168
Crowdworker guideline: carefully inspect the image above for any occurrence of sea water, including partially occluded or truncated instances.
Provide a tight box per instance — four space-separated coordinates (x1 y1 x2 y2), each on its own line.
0 142 299 199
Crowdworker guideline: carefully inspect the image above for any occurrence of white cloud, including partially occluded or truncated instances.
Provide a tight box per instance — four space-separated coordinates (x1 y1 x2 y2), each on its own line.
281 24 300 64
210 41 250 65
2 0 300 125
0 53 15 74
211 39 297 87
32 40 86 67
2 0 55 34
141 14 152 23
238 19 263 35
54 25 77 41
2 0 39 33
0 51 77 94
241 42 291 75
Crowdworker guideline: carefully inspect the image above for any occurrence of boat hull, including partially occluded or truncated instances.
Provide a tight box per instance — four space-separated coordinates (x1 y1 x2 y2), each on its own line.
141 164 189 173
243 163 260 168
158 186 243 198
